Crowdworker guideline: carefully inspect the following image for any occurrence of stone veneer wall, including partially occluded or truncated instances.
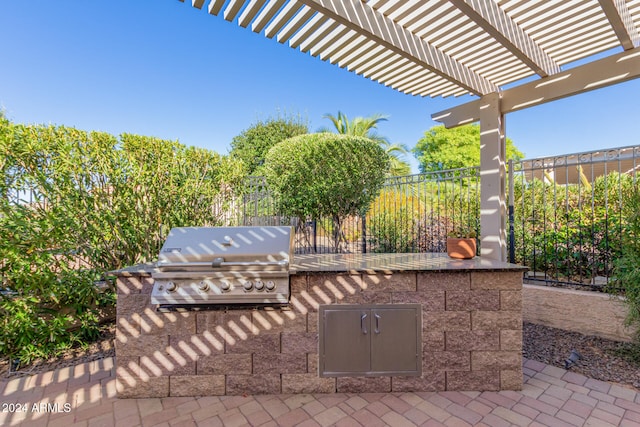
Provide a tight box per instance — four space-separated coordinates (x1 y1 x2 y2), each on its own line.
115 270 523 398
523 284 634 342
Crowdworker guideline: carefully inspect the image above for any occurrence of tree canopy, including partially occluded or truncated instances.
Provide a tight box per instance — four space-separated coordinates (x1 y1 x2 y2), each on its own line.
229 114 308 175
413 124 524 173
263 132 389 251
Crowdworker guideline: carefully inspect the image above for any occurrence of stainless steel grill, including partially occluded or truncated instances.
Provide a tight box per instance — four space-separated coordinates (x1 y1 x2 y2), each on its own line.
151 226 294 306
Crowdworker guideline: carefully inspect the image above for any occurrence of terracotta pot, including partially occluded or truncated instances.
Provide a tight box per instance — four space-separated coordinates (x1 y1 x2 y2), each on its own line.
446 237 477 259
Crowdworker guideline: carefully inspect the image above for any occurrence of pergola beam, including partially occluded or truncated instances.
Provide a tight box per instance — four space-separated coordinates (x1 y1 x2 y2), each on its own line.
448 0 561 77
297 0 496 96
432 46 640 128
598 0 640 50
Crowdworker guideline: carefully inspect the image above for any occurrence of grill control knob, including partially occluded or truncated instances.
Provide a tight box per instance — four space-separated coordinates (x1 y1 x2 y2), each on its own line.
265 281 276 291
198 281 210 292
166 281 177 293
254 280 264 291
243 281 253 291
220 281 231 292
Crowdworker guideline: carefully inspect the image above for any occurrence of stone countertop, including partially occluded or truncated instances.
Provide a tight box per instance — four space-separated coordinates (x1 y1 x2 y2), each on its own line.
108 262 155 276
290 253 527 274
109 253 527 276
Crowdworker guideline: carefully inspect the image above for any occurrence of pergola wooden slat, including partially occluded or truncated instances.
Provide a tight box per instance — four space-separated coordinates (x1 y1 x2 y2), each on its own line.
183 0 639 96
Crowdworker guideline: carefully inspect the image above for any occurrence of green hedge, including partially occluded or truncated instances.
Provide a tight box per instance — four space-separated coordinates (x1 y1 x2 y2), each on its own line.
609 183 640 341
0 118 243 363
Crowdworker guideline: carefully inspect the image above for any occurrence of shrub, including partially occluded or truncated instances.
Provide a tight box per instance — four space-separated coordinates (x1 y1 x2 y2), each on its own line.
263 133 389 252
367 191 420 253
609 183 640 341
512 172 634 282
0 119 244 363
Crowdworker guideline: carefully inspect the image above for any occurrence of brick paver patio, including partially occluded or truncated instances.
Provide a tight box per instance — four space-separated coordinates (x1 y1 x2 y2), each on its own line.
1 357 638 426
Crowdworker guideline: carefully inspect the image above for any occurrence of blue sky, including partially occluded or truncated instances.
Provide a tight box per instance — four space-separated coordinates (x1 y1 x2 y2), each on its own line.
1 1 638 173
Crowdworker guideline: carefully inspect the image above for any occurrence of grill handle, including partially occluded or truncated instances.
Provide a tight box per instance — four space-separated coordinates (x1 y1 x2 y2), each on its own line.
157 259 289 269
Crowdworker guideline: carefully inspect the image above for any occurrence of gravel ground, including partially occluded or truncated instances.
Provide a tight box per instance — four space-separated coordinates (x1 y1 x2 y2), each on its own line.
1 322 638 390
523 322 640 389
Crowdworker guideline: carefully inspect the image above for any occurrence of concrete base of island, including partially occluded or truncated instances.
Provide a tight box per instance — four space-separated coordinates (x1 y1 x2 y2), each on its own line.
113 253 526 398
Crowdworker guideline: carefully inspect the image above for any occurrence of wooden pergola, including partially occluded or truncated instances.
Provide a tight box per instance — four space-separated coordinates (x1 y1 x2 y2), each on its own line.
180 0 640 261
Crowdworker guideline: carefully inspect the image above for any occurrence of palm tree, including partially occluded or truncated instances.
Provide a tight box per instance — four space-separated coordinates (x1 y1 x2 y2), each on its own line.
320 111 411 176
380 141 411 176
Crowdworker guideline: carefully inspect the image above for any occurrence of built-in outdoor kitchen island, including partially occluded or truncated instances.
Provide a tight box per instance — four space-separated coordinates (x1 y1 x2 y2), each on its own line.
114 228 527 398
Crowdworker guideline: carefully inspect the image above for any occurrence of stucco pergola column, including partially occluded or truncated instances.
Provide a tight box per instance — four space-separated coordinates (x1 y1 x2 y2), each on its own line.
479 92 506 261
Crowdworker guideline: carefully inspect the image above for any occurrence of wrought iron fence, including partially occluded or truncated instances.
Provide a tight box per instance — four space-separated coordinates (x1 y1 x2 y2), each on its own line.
241 167 481 254
509 145 640 289
366 168 480 254
243 144 640 290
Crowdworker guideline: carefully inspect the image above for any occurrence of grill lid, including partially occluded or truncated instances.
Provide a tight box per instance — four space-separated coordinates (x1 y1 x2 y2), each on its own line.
156 226 294 272
151 226 294 306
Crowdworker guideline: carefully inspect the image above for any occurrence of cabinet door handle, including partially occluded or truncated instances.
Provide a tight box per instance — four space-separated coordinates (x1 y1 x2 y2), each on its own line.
361 313 368 335
374 313 381 334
